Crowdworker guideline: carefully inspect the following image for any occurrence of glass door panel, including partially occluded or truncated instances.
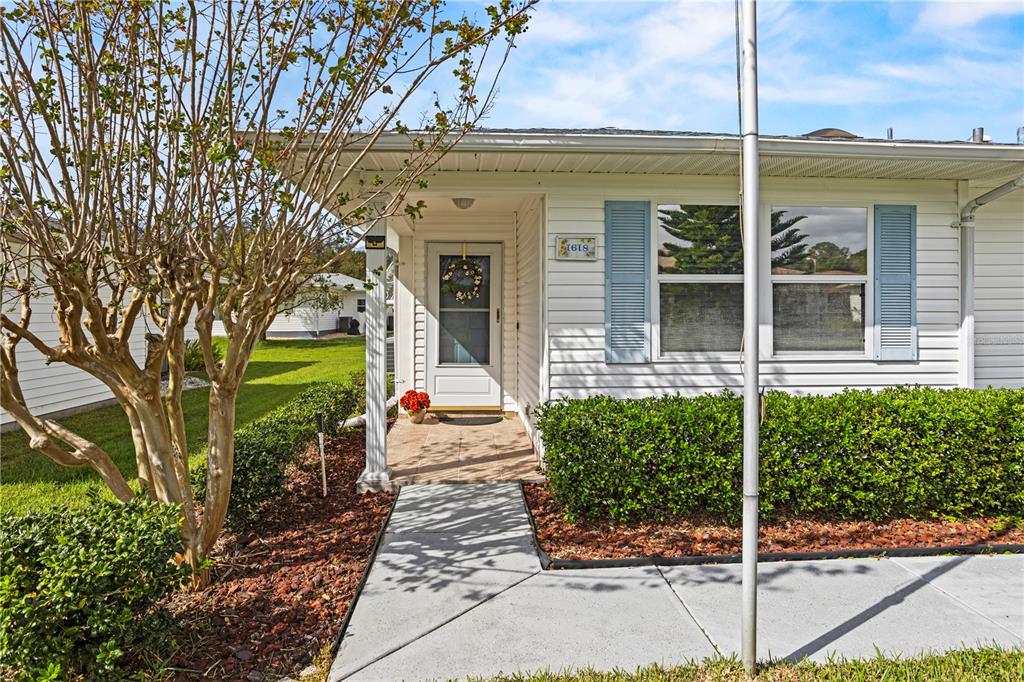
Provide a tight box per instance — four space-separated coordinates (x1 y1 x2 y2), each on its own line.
438 254 491 365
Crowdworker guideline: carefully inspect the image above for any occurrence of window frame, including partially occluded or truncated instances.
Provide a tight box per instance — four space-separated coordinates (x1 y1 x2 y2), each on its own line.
651 199 746 361
761 201 874 359
649 198 876 362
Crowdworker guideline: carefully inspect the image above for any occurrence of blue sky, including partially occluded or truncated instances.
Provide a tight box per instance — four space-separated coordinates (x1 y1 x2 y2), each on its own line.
455 0 1024 142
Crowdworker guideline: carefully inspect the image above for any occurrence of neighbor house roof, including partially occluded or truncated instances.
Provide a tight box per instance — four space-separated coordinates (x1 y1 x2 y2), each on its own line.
319 273 364 291
335 127 1024 183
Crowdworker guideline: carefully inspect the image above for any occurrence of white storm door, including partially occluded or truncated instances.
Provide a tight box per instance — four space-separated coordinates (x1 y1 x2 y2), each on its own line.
425 242 502 408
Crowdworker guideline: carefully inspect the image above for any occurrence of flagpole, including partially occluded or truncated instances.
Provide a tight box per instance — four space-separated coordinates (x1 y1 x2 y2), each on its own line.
739 0 760 675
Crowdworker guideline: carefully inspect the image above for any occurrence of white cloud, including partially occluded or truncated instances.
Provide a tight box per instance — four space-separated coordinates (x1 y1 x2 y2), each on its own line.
873 55 1021 85
478 0 1022 140
915 1 1024 30
494 1 748 128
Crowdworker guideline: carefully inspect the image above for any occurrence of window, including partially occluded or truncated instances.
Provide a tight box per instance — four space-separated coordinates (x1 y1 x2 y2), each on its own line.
438 254 491 364
357 298 366 313
656 204 743 353
770 206 868 353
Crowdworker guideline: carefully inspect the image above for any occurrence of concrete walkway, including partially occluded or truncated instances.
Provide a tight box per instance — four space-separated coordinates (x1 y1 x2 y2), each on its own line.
330 484 1024 681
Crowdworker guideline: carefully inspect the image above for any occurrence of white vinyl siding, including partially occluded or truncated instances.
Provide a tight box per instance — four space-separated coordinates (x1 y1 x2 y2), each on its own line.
515 197 543 441
972 182 1024 388
544 177 961 398
1 291 199 426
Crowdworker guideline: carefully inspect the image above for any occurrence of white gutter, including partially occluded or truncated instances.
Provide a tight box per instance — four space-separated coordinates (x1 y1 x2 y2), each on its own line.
952 174 1024 389
316 130 1024 162
953 175 1024 229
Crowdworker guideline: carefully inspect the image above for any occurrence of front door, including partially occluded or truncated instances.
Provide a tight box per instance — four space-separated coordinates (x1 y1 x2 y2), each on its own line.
426 242 502 408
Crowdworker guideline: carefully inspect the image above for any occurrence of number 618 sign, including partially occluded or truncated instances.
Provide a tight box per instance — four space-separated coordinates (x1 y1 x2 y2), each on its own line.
555 236 597 260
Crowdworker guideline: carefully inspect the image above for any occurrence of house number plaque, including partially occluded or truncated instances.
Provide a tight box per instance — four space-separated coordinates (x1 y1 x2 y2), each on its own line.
555 235 597 260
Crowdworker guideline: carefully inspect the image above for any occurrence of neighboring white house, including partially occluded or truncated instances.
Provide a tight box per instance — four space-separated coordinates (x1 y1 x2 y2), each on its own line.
210 273 368 339
268 272 367 338
0 273 368 428
332 128 1024 451
0 293 201 428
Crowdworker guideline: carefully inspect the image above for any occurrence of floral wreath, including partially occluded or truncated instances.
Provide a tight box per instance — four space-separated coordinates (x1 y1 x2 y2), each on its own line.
441 258 484 304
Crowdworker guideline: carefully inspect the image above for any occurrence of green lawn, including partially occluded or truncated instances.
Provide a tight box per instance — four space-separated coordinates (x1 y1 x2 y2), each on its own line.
478 648 1024 682
0 337 365 513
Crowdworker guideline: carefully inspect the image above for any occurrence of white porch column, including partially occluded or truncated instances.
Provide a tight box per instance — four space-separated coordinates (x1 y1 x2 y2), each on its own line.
357 218 392 492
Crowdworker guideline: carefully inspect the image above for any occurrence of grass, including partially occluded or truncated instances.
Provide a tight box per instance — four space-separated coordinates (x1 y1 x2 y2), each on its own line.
478 647 1024 681
0 337 365 513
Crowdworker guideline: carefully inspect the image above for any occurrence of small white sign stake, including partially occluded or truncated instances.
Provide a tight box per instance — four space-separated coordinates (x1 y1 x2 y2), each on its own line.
316 411 327 497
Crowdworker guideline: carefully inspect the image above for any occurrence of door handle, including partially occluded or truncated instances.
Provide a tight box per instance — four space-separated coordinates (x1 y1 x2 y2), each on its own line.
496 308 500 323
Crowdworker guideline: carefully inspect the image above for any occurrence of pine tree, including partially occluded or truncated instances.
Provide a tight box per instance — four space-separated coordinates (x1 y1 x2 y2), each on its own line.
657 205 810 274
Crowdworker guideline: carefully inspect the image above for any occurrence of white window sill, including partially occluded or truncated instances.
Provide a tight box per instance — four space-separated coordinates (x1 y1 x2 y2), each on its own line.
655 352 742 363
770 352 871 361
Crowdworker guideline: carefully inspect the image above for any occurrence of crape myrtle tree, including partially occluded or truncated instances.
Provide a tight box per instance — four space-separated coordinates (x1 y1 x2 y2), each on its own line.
0 0 533 584
658 205 810 273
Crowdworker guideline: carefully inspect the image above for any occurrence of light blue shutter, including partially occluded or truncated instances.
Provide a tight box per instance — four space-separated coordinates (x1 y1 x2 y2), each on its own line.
874 204 917 361
605 201 651 363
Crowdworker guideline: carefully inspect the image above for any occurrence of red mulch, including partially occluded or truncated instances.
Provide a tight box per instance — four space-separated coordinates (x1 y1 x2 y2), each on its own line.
167 433 395 680
524 483 1024 561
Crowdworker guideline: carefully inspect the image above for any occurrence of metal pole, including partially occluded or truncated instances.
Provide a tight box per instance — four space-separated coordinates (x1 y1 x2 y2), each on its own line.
739 0 760 675
316 411 327 497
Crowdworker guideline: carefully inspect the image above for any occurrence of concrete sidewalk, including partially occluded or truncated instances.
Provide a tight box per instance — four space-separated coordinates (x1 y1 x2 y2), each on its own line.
330 484 1024 681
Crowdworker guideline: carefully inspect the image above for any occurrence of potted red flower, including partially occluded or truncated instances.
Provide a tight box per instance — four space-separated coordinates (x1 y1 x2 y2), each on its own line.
399 389 431 423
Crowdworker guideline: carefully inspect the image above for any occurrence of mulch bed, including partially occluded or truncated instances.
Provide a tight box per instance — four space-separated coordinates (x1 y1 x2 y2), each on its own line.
523 483 1024 561
167 432 395 681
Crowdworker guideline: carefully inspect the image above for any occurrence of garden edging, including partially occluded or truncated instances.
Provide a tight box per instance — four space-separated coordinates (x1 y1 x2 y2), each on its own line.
330 491 399 658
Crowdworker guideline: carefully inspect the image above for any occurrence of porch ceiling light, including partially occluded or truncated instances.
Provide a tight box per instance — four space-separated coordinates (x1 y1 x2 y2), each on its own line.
451 197 475 210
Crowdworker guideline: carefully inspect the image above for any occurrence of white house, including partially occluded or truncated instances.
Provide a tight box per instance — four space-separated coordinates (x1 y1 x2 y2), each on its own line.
0 273 368 428
323 127 1024 483
0 294 201 428
210 273 368 339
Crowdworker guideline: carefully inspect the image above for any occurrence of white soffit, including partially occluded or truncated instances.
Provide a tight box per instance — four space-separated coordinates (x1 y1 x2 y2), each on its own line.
322 131 1024 182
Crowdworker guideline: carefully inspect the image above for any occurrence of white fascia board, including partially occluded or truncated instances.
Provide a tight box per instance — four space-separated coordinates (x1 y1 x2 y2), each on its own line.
351 131 1024 162
271 129 1024 165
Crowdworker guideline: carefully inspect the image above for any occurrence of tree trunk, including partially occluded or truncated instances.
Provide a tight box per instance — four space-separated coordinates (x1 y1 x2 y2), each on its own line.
132 391 184 505
124 405 157 499
197 380 238 575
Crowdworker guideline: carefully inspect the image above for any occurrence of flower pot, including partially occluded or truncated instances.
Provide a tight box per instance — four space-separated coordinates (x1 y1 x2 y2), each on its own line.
408 409 427 424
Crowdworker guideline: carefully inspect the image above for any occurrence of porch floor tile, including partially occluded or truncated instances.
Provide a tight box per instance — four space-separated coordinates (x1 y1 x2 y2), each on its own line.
387 413 543 484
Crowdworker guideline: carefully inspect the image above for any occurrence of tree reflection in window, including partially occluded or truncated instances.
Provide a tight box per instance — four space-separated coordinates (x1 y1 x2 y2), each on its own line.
657 205 811 275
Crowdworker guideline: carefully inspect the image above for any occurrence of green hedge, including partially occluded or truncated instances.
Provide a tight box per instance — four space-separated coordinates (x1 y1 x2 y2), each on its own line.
194 380 361 528
536 387 1024 523
0 498 186 680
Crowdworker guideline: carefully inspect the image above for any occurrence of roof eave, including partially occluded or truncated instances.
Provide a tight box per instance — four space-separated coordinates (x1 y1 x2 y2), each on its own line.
355 131 1024 162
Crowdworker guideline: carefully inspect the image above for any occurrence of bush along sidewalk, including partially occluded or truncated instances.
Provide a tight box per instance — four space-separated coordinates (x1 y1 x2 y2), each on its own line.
536 386 1024 523
0 498 187 680
194 379 361 528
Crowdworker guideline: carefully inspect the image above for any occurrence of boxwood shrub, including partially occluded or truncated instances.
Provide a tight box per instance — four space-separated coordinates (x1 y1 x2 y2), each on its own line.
536 387 1024 523
194 380 361 528
0 498 186 680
